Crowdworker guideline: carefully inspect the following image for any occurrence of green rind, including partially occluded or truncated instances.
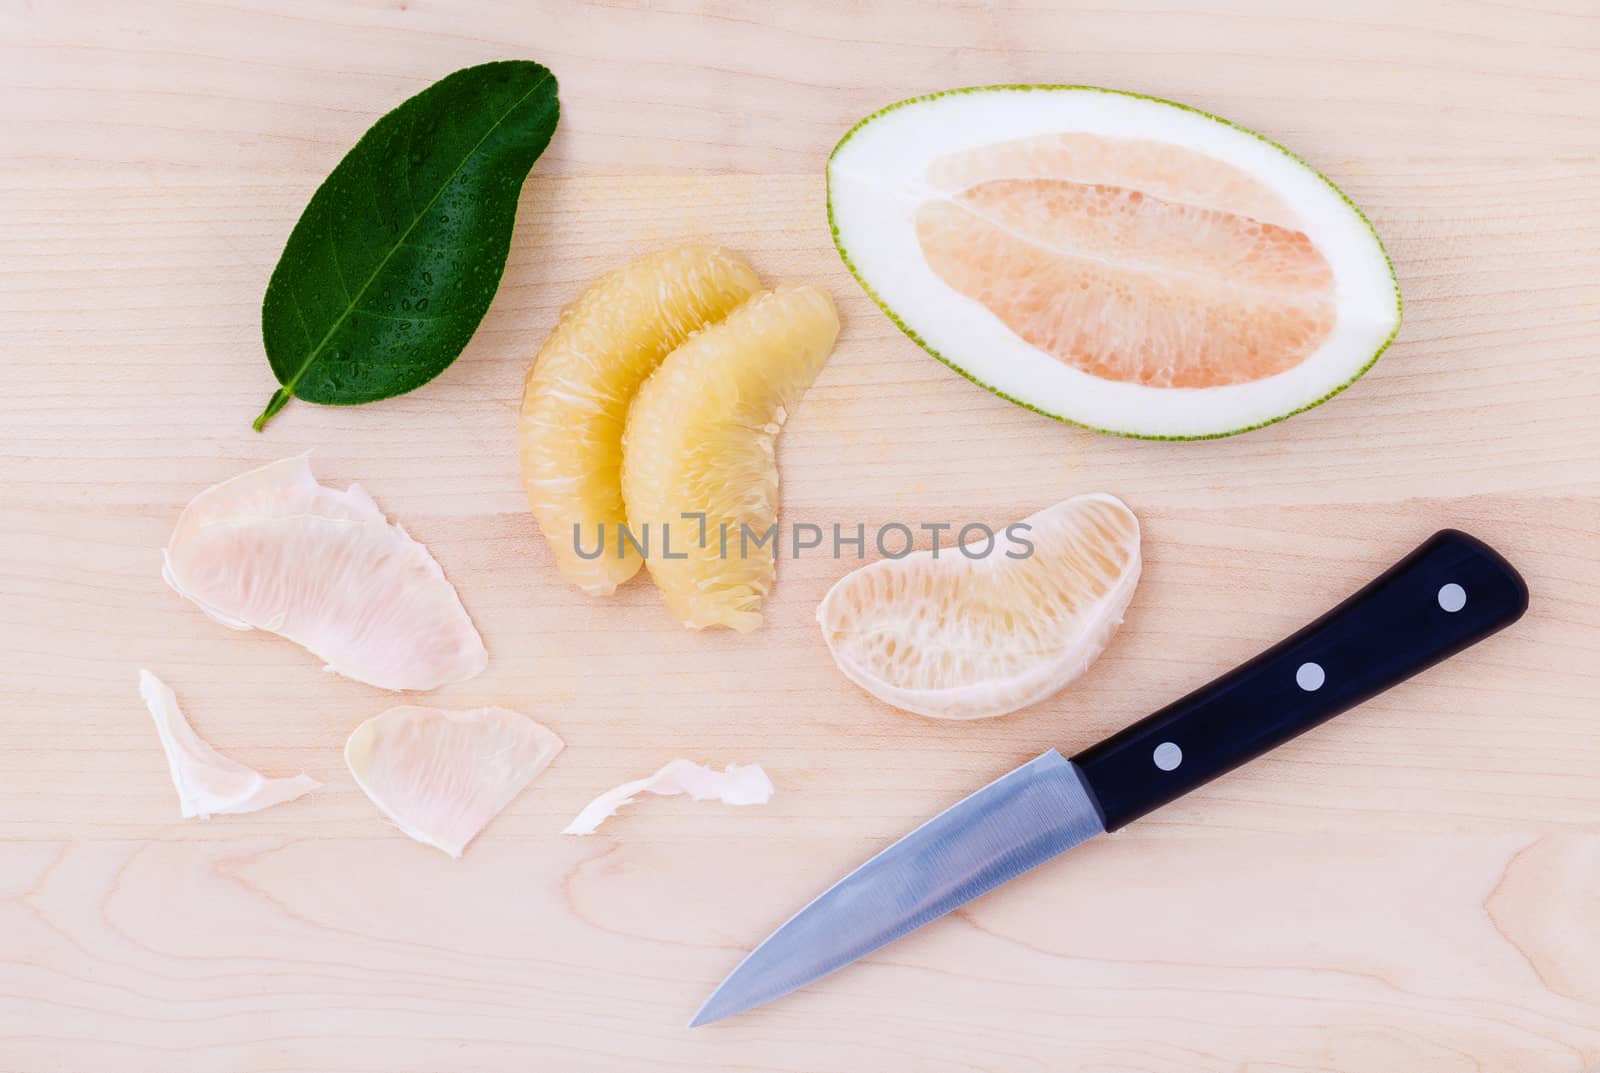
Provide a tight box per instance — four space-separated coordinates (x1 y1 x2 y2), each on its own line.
825 84 1403 441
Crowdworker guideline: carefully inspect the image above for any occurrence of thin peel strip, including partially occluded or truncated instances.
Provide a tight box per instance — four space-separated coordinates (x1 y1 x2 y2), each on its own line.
562 760 775 836
138 669 318 820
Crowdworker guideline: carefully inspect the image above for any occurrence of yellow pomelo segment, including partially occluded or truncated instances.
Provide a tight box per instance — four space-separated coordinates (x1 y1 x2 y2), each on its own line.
927 133 1301 229
916 134 1337 389
519 247 762 594
817 493 1140 720
622 286 840 632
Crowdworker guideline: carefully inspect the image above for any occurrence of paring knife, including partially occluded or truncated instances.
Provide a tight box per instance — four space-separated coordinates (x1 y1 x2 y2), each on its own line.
691 529 1528 1026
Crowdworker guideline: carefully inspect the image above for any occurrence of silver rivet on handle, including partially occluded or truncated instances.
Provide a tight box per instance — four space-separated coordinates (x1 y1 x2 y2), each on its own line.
1296 661 1325 691
1438 583 1466 612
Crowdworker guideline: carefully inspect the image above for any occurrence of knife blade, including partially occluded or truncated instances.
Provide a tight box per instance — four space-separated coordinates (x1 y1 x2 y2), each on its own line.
691 529 1528 1026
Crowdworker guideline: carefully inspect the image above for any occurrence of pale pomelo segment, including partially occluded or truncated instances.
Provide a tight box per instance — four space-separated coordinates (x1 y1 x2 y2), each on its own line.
519 247 762 595
828 86 1401 439
346 705 564 858
817 493 1140 721
163 456 486 692
915 181 1337 388
622 286 840 632
926 132 1302 229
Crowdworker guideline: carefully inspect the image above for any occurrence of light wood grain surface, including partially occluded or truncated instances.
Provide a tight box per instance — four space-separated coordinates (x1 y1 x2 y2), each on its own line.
3 2 1599 1070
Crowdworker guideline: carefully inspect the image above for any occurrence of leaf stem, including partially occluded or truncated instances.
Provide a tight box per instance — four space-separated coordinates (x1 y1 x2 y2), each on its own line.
253 387 293 432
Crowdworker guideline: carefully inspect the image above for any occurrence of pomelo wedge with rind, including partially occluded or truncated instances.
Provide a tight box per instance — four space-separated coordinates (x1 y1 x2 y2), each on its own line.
827 86 1401 439
519 247 762 594
817 493 1140 720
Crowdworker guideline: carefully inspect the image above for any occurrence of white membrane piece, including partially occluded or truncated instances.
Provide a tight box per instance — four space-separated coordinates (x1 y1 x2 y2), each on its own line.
563 760 774 836
346 705 565 858
163 455 487 691
139 670 318 820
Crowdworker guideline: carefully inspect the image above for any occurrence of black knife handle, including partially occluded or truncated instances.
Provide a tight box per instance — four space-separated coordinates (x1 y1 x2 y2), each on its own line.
1072 530 1528 832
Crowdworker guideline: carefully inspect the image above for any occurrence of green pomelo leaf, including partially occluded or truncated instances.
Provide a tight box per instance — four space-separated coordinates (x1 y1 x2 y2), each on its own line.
255 61 559 431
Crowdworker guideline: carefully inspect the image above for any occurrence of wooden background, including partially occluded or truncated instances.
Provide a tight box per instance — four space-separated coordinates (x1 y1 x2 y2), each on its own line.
3 2 1598 1070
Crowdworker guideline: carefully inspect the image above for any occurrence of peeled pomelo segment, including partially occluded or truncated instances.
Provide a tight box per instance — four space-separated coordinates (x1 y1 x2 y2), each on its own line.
562 759 774 836
827 86 1401 438
345 705 564 858
915 183 1336 388
816 493 1140 720
519 247 762 595
621 285 840 632
939 179 1336 295
163 456 486 691
926 132 1302 229
139 670 318 819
